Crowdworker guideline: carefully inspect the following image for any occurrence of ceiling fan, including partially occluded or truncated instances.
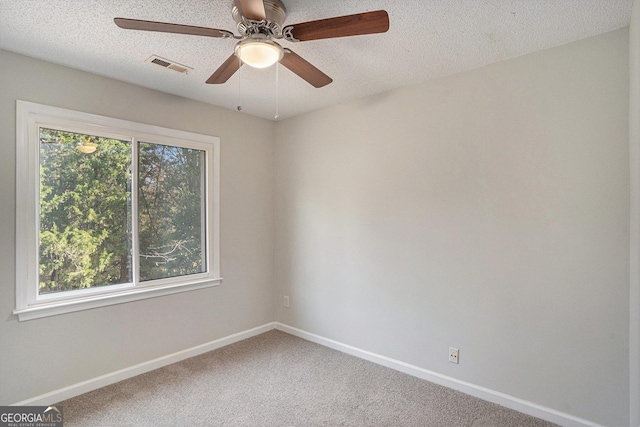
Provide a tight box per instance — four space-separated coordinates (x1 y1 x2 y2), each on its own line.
114 0 389 88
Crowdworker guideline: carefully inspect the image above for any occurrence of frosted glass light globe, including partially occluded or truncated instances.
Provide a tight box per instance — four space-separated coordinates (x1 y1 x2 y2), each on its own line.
235 39 283 68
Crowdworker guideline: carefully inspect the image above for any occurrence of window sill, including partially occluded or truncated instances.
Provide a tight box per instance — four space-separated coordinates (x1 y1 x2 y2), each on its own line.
13 277 223 321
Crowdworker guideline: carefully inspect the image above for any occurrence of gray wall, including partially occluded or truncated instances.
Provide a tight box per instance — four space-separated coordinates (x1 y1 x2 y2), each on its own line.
0 27 633 426
274 29 630 426
0 50 275 404
630 3 640 426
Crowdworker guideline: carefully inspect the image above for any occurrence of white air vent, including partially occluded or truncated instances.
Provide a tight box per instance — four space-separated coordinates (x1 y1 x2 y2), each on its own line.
145 55 193 74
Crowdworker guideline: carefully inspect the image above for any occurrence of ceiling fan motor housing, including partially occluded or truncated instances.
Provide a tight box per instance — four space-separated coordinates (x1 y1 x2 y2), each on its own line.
232 0 287 37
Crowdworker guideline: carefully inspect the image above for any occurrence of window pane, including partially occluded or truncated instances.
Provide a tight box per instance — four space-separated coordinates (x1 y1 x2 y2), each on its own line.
39 128 132 294
138 142 206 281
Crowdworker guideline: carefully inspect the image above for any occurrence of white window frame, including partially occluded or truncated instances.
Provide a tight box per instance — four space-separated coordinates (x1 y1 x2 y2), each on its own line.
14 101 222 321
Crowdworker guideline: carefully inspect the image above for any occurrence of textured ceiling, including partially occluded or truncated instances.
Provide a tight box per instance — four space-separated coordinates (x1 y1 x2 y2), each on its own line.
0 1 634 120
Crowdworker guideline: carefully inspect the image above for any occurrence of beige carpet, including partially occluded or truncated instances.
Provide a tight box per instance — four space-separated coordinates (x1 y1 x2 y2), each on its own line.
58 330 558 426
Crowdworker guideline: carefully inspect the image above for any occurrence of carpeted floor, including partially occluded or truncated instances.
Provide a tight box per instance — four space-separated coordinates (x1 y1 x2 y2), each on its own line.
58 330 558 426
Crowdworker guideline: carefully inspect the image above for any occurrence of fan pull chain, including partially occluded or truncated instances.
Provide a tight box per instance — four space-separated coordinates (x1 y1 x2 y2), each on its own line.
274 62 280 120
237 56 242 112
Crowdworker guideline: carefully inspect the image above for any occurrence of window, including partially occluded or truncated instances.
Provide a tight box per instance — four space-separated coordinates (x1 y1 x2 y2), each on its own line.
15 101 221 321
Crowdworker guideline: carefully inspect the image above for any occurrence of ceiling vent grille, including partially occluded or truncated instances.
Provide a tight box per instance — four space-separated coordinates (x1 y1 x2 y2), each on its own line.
145 55 193 74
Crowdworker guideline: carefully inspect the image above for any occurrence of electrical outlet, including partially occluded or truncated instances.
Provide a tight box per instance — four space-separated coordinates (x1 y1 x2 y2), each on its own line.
284 295 290 308
449 347 459 364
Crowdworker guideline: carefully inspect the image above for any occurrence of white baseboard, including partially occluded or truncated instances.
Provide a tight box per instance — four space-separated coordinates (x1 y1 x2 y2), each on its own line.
12 320 601 427
12 322 276 406
275 322 601 427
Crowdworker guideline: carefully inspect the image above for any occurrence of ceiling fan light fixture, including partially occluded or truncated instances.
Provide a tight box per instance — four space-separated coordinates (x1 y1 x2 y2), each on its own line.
235 37 284 69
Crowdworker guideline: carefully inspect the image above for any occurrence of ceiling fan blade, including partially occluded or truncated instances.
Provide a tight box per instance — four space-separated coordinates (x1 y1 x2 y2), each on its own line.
114 18 233 38
280 49 332 88
206 54 243 84
237 0 267 21
283 10 389 42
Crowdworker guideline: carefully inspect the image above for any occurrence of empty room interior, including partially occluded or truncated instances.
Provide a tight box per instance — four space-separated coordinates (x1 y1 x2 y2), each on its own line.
1 1 639 426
